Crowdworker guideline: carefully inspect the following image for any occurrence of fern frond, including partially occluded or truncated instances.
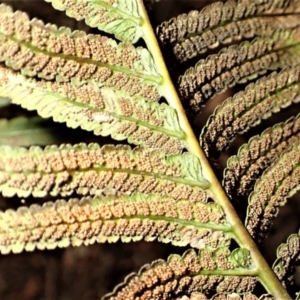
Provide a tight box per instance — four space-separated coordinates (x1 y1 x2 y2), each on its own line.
0 116 71 146
201 65 300 159
0 65 184 153
0 143 209 198
245 140 300 242
157 0 300 62
272 232 300 288
0 193 231 254
103 248 257 300
177 292 273 300
257 0 300 13
223 115 300 201
179 30 300 116
0 4 161 102
44 0 143 43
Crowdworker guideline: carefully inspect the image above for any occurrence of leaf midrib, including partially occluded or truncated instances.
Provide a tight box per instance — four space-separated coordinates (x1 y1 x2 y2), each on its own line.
1 165 210 189
1 81 186 140
2 213 232 234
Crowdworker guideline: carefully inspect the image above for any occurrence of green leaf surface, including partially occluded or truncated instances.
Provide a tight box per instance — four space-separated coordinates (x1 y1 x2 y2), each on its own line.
174 293 274 300
103 248 257 300
273 231 300 289
0 193 231 254
0 66 184 154
0 4 161 103
45 0 144 43
0 143 209 198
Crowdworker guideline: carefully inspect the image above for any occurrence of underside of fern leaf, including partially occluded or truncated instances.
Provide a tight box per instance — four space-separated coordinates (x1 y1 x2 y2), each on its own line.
103 248 256 300
0 192 231 254
0 3 186 154
246 139 300 242
201 66 300 159
0 3 159 99
223 115 300 202
273 231 300 290
45 0 144 43
157 0 300 63
0 0 300 299
0 65 183 154
179 31 300 116
177 293 273 300
0 143 209 198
